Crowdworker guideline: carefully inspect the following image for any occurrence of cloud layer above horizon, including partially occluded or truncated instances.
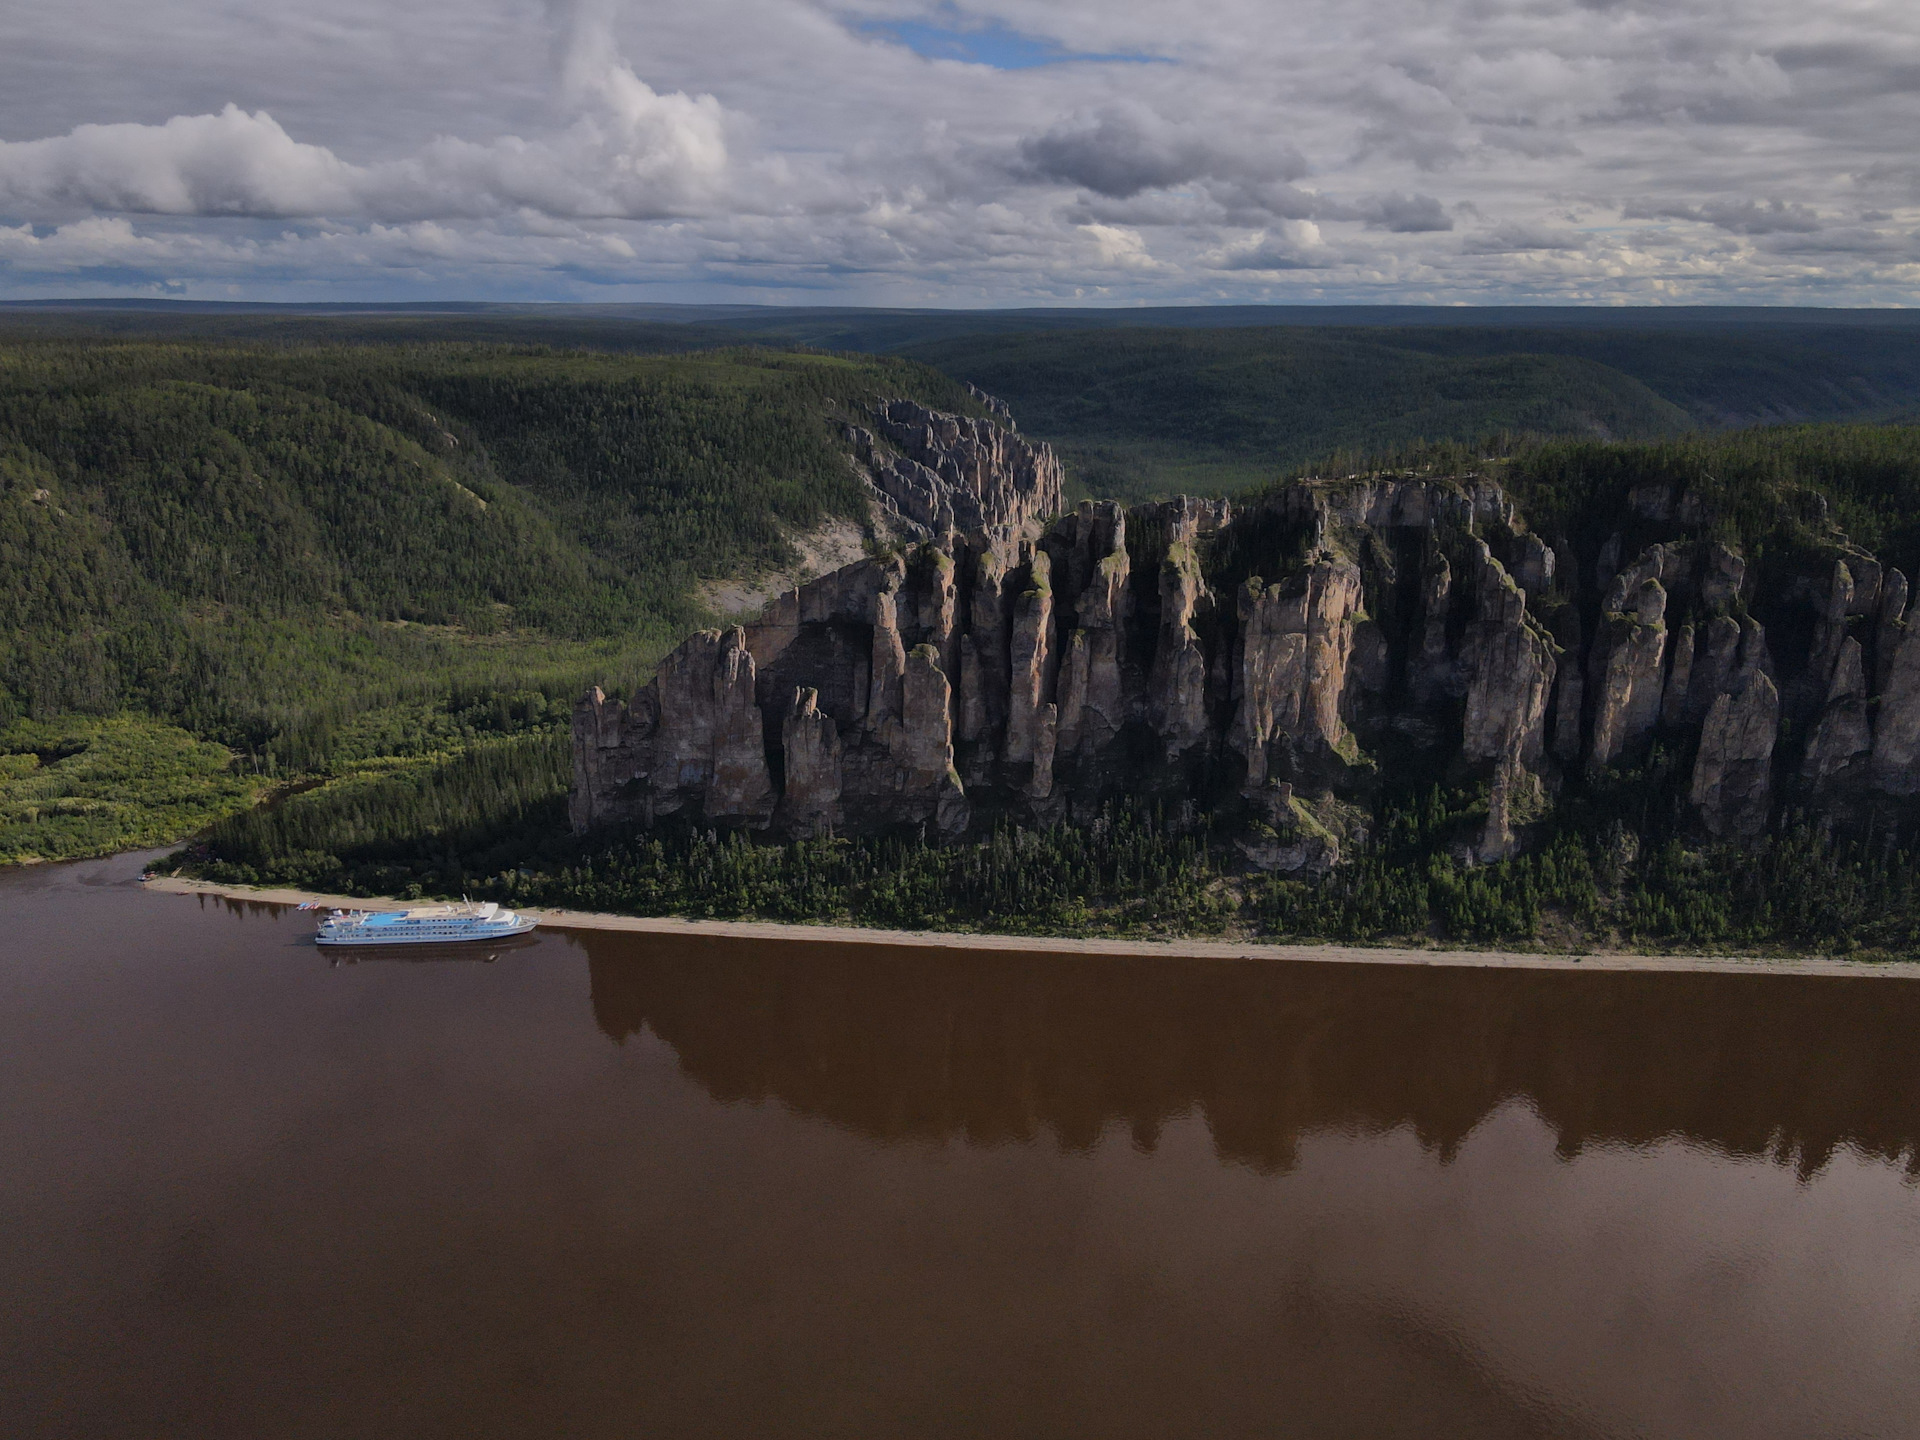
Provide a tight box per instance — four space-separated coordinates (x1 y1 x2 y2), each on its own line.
3 0 1918 304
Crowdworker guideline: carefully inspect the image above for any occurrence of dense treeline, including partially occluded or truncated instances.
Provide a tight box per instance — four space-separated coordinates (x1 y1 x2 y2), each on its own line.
0 336 977 764
17 320 1920 955
198 729 573 883
1496 423 1920 582
179 416 1920 956
901 323 1920 502
190 723 1920 956
0 333 978 859
906 326 1691 501
1247 422 1920 586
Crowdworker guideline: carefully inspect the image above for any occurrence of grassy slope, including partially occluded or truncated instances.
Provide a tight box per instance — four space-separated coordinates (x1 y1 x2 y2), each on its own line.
0 335 982 859
0 715 261 863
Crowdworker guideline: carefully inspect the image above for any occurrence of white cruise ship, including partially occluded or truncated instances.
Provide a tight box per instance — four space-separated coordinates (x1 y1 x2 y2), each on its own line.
314 900 539 947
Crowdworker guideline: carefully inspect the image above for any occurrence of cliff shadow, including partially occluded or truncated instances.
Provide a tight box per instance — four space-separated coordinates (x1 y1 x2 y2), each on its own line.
580 930 1920 1180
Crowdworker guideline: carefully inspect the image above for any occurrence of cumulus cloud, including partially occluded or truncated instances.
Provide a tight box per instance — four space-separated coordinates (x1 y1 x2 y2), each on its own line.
1352 192 1453 233
1011 104 1307 198
0 0 729 222
0 109 361 217
1210 222 1339 272
1077 222 1161 269
1622 197 1824 235
1 0 1918 302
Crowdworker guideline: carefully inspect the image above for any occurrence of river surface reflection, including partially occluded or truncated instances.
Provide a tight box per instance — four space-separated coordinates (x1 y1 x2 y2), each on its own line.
4 851 1919 1439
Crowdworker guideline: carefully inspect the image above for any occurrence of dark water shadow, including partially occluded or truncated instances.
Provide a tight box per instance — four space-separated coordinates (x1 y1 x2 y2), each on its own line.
576 928 1920 1178
322 933 543 965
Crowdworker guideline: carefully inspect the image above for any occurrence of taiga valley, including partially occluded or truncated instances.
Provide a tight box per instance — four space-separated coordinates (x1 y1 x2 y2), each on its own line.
8 303 1920 956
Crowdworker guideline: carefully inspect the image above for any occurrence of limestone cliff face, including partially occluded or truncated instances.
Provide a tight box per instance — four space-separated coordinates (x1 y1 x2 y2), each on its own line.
1801 638 1871 788
570 626 775 831
1691 669 1779 839
573 396 1920 865
1588 574 1668 771
1411 551 1454 703
1871 598 1920 795
1229 555 1364 786
778 688 842 838
1459 540 1556 773
1137 497 1230 763
848 400 1062 541
1004 550 1053 767
1051 502 1130 757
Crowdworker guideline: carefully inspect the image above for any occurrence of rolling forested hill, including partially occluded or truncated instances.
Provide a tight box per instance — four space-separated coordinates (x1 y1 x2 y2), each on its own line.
12 307 1920 872
16 305 1920 505
903 327 1692 499
193 418 1920 956
902 324 1920 501
0 335 980 858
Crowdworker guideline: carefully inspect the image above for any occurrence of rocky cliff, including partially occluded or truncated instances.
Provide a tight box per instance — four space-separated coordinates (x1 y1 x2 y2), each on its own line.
574 396 1920 867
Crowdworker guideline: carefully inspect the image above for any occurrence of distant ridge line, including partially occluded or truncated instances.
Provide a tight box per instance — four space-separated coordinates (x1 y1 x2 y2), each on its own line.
4 298 1919 329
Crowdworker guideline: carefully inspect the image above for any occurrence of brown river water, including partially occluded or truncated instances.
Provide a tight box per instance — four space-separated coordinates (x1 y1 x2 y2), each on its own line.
4 850 1920 1439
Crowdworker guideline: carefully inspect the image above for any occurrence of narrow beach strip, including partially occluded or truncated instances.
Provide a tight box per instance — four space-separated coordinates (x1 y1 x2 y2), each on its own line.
140 875 1920 979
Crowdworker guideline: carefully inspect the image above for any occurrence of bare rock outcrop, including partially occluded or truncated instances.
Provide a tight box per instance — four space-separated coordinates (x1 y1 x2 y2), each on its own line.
1877 570 1908 694
1701 543 1746 612
1691 668 1779 839
707 634 778 825
569 684 643 833
1507 533 1555 595
1588 577 1668 770
1659 624 1695 729
899 647 963 796
1148 509 1215 759
1797 560 1855 715
851 400 1062 540
1026 704 1059 801
1053 503 1130 756
1460 541 1556 774
779 689 842 838
866 571 907 735
957 536 1017 753
1871 607 1920 795
1235 783 1340 875
1801 638 1872 788
573 412 1920 863
1550 608 1585 762
1686 615 1744 723
1004 550 1053 766
1229 555 1364 785
573 628 779 831
1411 550 1455 703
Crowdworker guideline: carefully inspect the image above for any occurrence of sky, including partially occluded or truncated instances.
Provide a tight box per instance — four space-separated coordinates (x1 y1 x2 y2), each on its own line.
2 0 1918 306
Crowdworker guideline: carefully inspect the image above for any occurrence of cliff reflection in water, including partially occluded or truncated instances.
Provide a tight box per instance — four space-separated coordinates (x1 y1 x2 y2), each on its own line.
584 932 1920 1178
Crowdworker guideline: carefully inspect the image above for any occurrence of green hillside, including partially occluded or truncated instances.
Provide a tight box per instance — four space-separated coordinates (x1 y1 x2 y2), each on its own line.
0 336 981 857
190 420 1920 955
1374 326 1920 430
904 327 1695 501
13 311 1920 875
19 309 1920 510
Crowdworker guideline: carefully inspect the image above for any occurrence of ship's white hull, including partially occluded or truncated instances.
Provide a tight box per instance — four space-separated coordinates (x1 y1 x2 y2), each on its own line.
314 901 540 947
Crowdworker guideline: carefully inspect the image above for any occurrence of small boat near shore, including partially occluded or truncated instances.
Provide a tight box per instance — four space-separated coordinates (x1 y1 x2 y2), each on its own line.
314 900 538 947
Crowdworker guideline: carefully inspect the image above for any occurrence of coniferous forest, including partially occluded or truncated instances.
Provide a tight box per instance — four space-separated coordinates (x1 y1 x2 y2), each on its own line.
8 314 1920 955
0 331 980 859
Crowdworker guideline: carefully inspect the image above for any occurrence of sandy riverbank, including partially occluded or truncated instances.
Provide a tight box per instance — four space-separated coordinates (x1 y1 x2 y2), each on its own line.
139 875 1920 979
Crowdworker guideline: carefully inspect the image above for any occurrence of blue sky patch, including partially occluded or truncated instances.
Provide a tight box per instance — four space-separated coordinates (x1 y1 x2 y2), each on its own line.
859 16 1165 70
